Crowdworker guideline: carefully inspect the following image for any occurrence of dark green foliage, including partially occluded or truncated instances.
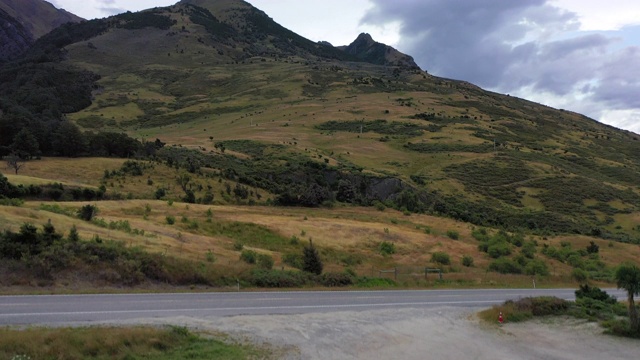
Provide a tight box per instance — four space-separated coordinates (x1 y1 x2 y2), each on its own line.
256 254 274 269
524 259 549 276
462 255 474 267
587 241 600 254
77 204 98 221
0 222 216 286
378 241 396 255
282 253 303 269
117 10 176 30
185 4 235 38
489 258 522 274
240 250 257 264
302 240 323 275
248 269 313 288
615 263 640 331
431 252 450 265
446 230 459 240
575 284 617 304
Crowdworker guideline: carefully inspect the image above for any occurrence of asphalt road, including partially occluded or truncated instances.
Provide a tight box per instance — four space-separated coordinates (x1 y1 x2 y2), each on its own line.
0 288 627 326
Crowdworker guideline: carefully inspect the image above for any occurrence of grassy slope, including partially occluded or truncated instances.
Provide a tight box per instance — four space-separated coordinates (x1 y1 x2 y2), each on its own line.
2 2 640 289
2 156 640 288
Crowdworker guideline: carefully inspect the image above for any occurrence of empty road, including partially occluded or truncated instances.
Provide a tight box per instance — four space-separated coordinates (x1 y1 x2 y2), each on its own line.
0 288 627 326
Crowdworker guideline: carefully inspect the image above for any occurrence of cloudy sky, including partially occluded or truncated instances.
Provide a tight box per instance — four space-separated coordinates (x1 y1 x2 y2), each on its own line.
50 0 640 134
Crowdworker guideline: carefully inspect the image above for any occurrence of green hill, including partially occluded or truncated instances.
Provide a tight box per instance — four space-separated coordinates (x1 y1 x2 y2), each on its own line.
0 0 639 290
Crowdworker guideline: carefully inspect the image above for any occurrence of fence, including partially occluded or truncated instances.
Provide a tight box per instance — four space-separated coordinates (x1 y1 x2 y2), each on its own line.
378 266 443 281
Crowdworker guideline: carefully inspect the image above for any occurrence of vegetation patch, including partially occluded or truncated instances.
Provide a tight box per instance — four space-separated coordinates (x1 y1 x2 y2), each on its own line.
0 326 268 360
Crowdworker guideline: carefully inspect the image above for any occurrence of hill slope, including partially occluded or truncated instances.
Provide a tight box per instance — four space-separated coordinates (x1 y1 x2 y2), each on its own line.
0 0 639 290
0 0 82 38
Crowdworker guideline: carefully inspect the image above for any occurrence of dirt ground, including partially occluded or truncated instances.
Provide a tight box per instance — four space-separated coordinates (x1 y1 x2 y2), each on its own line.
109 307 640 359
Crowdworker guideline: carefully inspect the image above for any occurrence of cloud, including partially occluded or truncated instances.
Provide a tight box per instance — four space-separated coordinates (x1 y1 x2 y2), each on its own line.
362 0 640 133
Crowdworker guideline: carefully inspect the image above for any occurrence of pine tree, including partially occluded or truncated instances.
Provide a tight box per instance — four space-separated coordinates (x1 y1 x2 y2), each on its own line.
302 239 323 275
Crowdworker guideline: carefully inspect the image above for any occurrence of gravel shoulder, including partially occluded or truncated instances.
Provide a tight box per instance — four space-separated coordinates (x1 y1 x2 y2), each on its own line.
106 307 640 359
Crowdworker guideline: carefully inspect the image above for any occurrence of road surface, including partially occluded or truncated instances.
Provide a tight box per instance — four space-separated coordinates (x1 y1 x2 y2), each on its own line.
0 288 627 326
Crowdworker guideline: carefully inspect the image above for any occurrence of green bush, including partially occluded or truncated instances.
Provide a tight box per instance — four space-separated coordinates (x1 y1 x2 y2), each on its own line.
77 204 98 221
257 254 274 269
446 230 459 240
575 284 617 304
462 255 474 267
379 241 396 255
240 250 257 264
248 269 312 288
524 259 549 276
355 277 397 288
431 252 451 265
489 258 522 274
166 216 175 225
572 268 588 282
283 253 303 269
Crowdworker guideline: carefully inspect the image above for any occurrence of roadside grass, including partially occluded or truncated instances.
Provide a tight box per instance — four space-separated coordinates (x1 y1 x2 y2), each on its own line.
0 326 271 360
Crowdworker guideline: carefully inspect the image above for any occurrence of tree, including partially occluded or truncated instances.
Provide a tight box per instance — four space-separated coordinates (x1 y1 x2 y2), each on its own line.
615 263 640 331
11 128 40 159
5 153 26 174
302 239 323 275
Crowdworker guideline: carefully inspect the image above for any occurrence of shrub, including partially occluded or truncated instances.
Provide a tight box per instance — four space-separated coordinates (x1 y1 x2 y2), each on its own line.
572 268 588 282
379 241 396 255
205 250 215 263
524 259 549 276
166 216 175 225
257 254 274 269
486 241 512 258
240 250 257 264
77 204 98 221
575 284 617 304
283 253 303 269
446 230 459 240
462 255 474 267
249 269 312 287
489 258 522 274
321 272 354 287
431 252 450 265
233 241 244 251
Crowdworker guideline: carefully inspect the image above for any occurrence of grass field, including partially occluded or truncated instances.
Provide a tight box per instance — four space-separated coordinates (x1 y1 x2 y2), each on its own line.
0 326 272 360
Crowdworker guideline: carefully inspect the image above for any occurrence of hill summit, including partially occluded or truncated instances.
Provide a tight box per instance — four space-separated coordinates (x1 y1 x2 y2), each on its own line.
341 32 420 69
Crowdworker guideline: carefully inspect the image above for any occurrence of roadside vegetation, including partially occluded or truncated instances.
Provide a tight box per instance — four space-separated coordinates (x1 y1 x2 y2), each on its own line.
480 274 640 339
0 326 272 360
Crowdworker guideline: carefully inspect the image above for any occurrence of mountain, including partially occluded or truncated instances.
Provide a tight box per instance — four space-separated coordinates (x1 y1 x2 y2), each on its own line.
340 32 420 69
2 0 640 244
0 7 33 61
0 0 82 39
0 0 82 60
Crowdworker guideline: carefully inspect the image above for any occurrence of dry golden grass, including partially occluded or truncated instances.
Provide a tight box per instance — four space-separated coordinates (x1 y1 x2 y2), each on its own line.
0 199 630 288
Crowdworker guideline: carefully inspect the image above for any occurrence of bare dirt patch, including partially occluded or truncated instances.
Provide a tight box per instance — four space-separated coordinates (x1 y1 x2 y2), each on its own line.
103 307 640 359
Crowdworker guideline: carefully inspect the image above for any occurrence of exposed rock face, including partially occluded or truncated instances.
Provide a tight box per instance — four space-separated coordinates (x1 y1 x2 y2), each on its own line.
341 33 420 69
0 8 33 61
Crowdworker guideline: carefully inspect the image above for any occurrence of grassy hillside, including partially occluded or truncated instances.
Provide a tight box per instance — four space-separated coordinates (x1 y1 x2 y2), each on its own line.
1 0 639 290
